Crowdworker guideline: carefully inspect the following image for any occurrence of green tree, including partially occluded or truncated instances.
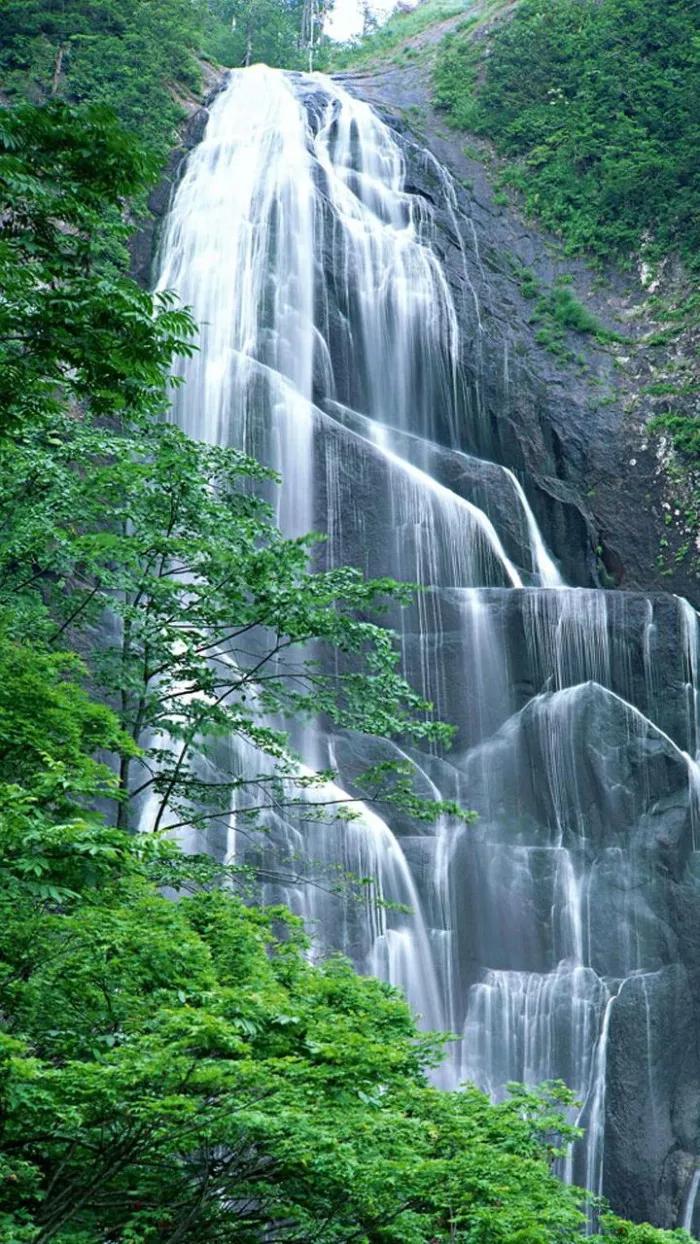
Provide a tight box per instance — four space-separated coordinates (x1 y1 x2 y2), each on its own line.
206 0 308 68
0 0 327 132
0 642 689 1243
0 0 208 156
2 415 465 837
0 102 196 439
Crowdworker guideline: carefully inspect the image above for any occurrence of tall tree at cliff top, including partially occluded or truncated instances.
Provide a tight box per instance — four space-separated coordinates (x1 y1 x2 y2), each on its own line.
205 0 323 68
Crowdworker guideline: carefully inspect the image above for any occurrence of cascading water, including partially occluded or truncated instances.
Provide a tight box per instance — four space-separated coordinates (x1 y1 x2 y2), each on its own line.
155 64 700 1227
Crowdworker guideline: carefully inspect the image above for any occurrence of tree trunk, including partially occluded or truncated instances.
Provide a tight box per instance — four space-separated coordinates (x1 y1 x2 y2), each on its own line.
50 45 64 96
301 0 316 71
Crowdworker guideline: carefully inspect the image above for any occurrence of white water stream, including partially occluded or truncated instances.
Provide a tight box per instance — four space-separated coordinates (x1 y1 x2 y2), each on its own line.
155 64 700 1227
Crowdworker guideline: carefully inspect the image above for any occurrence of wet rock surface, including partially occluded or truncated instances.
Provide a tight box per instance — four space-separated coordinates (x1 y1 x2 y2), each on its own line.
338 63 698 607
134 63 700 1229
129 65 228 288
606 965 700 1224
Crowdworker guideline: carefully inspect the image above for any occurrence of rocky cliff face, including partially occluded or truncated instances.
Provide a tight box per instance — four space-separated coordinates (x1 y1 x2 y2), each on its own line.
134 64 700 1229
360 82 700 1225
134 57 699 607
129 65 227 292
339 61 699 609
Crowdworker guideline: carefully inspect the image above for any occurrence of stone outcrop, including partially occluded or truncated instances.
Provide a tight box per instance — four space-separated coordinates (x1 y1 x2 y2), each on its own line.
129 64 227 288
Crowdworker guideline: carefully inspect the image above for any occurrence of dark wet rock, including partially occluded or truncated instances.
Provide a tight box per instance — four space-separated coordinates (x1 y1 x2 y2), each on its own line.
338 66 699 607
129 69 228 287
606 965 700 1224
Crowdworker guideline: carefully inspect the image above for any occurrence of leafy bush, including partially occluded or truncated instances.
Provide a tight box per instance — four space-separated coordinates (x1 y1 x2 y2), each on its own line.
0 634 689 1243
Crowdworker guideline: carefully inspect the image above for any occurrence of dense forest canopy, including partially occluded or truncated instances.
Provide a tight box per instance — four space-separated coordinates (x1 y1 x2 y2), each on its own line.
0 0 698 1239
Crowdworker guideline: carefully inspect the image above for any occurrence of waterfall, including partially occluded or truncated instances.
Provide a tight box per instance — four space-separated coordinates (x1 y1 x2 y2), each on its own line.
155 63 700 1221
683 1170 700 1234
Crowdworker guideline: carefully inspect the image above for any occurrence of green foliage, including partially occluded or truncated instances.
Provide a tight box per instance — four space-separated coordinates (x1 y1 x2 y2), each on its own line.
652 412 700 462
0 102 196 436
1 413 467 836
0 809 582 1240
530 282 616 357
0 640 130 795
0 641 685 1242
0 619 584 1244
0 0 210 157
434 0 700 266
598 1221 692 1244
508 263 623 360
0 0 324 141
205 0 311 69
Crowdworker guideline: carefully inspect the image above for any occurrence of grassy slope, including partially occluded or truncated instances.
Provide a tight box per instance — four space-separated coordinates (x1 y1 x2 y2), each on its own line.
433 0 700 269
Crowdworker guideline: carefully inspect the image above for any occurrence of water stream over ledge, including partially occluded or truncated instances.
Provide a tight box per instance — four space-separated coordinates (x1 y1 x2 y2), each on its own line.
154 64 700 1228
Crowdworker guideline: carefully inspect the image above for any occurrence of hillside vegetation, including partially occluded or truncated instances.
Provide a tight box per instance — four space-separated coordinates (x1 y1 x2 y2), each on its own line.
433 0 700 267
0 0 316 156
428 0 699 580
